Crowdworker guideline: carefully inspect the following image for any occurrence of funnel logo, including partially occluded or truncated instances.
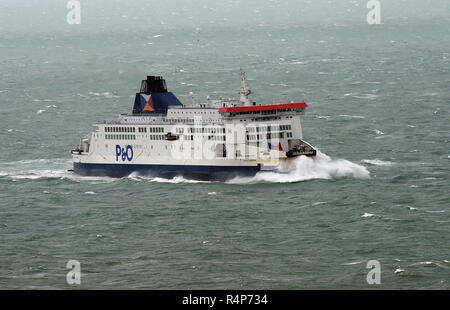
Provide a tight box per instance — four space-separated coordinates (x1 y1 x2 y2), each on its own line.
142 95 155 112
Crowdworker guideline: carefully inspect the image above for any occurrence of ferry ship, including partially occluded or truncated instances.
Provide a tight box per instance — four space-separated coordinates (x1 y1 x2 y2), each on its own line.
71 70 317 180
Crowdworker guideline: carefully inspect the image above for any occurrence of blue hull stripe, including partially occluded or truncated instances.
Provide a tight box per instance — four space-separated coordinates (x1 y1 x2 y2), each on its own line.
73 162 260 181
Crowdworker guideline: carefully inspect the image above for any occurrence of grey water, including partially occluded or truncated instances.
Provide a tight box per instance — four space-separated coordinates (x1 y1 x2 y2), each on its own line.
0 0 449 289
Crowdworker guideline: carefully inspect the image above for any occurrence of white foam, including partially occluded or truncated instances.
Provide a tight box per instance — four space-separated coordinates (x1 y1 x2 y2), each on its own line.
342 261 363 265
0 158 116 184
84 191 96 195
145 176 210 184
227 151 370 184
33 99 53 102
413 261 433 265
352 94 378 100
394 269 405 274
2 153 370 185
312 201 327 206
374 129 384 135
88 91 119 99
0 158 62 166
126 172 143 181
362 159 394 166
338 114 365 119
361 212 375 218
7 169 112 183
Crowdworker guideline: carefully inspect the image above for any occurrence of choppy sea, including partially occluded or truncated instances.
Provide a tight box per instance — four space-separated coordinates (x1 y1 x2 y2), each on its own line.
0 0 449 289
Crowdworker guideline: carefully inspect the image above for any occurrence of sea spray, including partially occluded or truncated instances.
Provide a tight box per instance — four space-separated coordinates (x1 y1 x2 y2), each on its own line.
0 152 370 184
227 151 370 184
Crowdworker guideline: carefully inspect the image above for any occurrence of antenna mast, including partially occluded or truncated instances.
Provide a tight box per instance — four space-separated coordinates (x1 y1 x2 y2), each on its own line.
240 68 252 105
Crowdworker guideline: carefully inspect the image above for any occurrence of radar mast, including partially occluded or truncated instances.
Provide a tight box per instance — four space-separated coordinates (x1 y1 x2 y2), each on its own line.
240 68 252 105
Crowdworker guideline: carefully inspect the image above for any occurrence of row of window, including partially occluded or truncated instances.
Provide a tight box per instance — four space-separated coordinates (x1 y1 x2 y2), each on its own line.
227 108 302 117
241 116 286 122
105 134 136 140
105 126 165 133
247 124 292 132
208 136 226 141
105 125 291 135
171 110 217 115
167 119 195 123
179 132 293 142
103 132 292 142
104 134 179 141
175 127 226 134
181 135 225 141
149 135 165 140
247 132 293 140
138 127 164 133
105 127 136 133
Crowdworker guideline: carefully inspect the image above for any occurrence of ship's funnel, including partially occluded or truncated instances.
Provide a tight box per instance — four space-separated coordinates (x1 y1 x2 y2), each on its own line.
140 76 168 93
133 76 183 114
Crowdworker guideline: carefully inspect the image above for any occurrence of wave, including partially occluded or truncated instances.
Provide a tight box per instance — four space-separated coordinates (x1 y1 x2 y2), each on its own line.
0 158 115 183
227 151 370 184
337 114 366 119
352 94 379 100
342 261 364 266
87 91 120 99
128 174 211 184
373 129 384 135
1 169 115 183
362 159 395 166
361 212 375 218
1 152 370 185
